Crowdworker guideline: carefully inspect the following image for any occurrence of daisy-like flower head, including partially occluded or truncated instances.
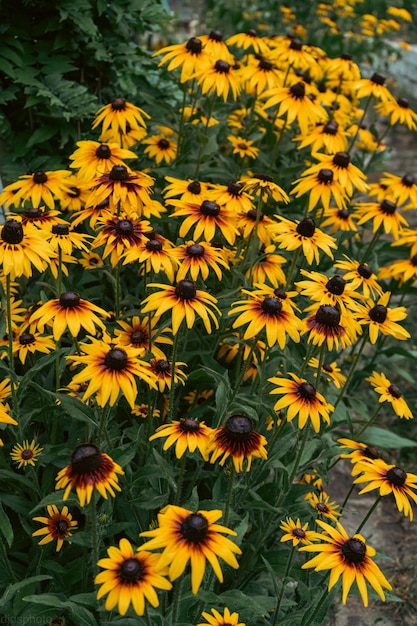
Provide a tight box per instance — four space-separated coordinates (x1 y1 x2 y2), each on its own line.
375 96 417 130
16 205 65 230
305 151 369 198
139 504 241 594
207 414 268 472
294 119 349 154
85 165 154 216
367 371 413 420
229 287 302 349
379 252 417 286
320 206 358 234
29 292 108 341
227 135 259 159
46 221 91 255
169 198 240 245
193 58 241 102
153 37 211 83
268 372 334 433
355 71 395 103
173 241 229 282
240 172 289 204
353 199 408 241
69 140 138 181
92 97 149 136
12 329 55 365
379 172 417 207
353 458 417 521
296 269 364 313
68 336 157 409
0 169 72 210
55 443 124 507
163 176 211 204
149 418 213 460
300 518 392 607
95 538 172 616
334 255 383 298
308 491 341 522
291 167 347 211
197 607 246 626
92 214 153 267
114 315 172 360
240 54 283 95
0 219 53 279
141 280 221 335
355 291 410 344
198 30 235 62
32 505 77 552
125 234 179 281
142 132 177 164
280 517 318 546
273 216 337 265
59 175 90 213
237 209 277 246
226 29 270 55
246 244 287 287
149 356 187 393
79 251 104 270
303 303 360 351
338 438 382 475
307 358 346 389
11 439 43 468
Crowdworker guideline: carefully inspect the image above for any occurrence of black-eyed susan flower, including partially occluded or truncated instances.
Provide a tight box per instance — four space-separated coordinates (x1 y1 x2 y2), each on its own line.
353 458 417 521
355 291 410 344
139 504 241 594
79 251 104 270
85 165 154 215
68 336 157 409
92 97 149 136
163 176 211 204
273 216 337 265
0 169 72 210
92 214 153 267
337 438 382 474
355 71 394 103
291 167 347 212
300 519 392 607
69 140 138 181
198 30 235 62
353 199 408 241
375 96 417 131
246 244 287 287
296 270 364 313
11 439 43 468
193 58 241 102
227 135 259 159
141 280 221 335
367 371 413 420
229 287 302 349
236 209 277 246
168 198 240 245
149 357 187 392
334 255 383 298
305 152 369 198
280 517 318 546
308 358 346 389
17 205 65 230
95 538 172 616
132 403 161 420
32 505 77 552
172 241 229 281
308 491 341 522
114 315 172 360
70 197 113 230
226 29 270 55
55 443 124 507
320 206 358 234
379 252 417 286
142 131 177 165
29 292 108 341
153 37 211 83
303 304 360 351
12 329 55 365
208 414 267 472
59 176 90 213
379 172 417 207
149 418 213 460
46 221 91 255
0 219 53 279
197 607 246 626
240 173 289 204
294 120 349 154
268 373 334 433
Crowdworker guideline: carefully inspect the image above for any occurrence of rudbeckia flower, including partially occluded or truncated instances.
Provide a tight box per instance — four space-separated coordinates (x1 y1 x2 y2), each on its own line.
153 37 211 83
142 132 177 164
139 505 241 594
69 140 138 181
294 120 349 154
296 269 364 313
149 356 187 392
193 59 241 102
0 219 53 279
198 30 235 62
300 519 392 607
197 607 246 626
12 329 55 365
172 241 229 281
353 199 408 241
334 256 383 298
95 538 172 616
11 439 43 468
85 165 154 215
168 198 240 245
208 414 268 472
226 29 270 55
304 151 369 197
227 135 259 159
290 168 347 211
366 371 413 420
355 71 395 103
55 443 124 507
246 244 287 287
91 214 153 267
353 458 417 520
114 315 172 361
355 291 410 344
149 418 213 460
236 210 277 246
163 176 211 204
0 169 72 210
92 97 149 136
240 172 289 203
303 303 360 350
273 216 337 265
268 372 334 433
240 54 283 95
337 438 382 474
379 172 417 207
141 280 221 335
280 517 318 546
374 96 417 131
307 358 346 389
320 207 358 234
32 505 77 552
308 491 341 522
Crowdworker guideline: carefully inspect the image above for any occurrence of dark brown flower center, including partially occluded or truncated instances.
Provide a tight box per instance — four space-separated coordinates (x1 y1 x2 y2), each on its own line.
104 348 128 371
369 304 387 323
146 239 163 251
154 359 171 374
246 209 263 221
1 219 24 244
293 527 306 538
224 414 254 441
380 199 397 215
175 279 197 299
386 466 407 486
180 513 208 543
200 200 220 216
254 173 273 182
261 297 282 316
273 288 287 299
401 174 414 187
56 519 69 534
52 224 69 236
186 37 202 54
342 538 366 563
71 443 103 474
317 168 334 184
24 207 43 219
397 97 409 109
259 59 274 71
227 181 243 195
388 383 402 398
315 305 341 327
131 329 146 344
289 38 303 51
333 152 350 168
289 81 305 99
297 382 316 399
157 138 170 149
115 219 134 235
68 186 81 198
180 418 200 432
316 503 329 513
111 97 126 111
109 165 130 181
296 217 316 237
370 72 385 85
326 275 346 295
33 171 48 184
358 263 372 279
247 29 258 37
209 30 223 41
215 60 230 73
322 363 333 373
19 333 35 345
187 181 201 194
341 52 352 60
119 557 144 583
96 144 112 159
323 120 338 135
21 449 34 460
186 243 205 257
364 446 379 459
59 292 81 308
338 209 350 220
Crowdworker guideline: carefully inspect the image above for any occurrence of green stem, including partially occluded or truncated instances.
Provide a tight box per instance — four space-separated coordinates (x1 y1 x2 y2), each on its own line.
0 537 16 583
284 247 301 290
57 247 63 296
194 93 216 178
355 495 382 534
223 463 235 526
347 93 373 152
303 575 332 626
246 193 264 283
355 403 382 439
360 224 383 264
167 328 182 423
6 274 19 425
272 545 295 626
115 262 121 318
171 575 184 625
174 454 187 505
267 118 288 175
314 344 326 393
332 332 368 424
288 422 310 486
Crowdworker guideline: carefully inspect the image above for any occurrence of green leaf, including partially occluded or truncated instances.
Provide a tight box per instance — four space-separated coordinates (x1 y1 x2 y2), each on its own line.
0 576 52 608
0 502 13 548
364 426 417 449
